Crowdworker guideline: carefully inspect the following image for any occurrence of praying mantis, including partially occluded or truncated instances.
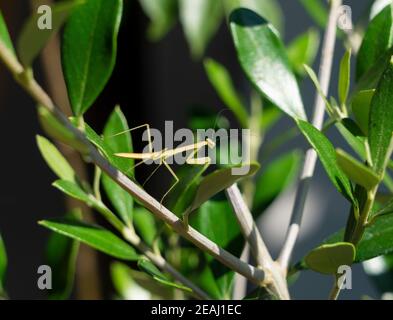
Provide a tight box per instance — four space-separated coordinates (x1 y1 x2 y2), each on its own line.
108 124 216 203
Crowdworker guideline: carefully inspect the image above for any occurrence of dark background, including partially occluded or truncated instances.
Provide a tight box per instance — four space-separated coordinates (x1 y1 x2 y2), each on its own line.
0 0 379 299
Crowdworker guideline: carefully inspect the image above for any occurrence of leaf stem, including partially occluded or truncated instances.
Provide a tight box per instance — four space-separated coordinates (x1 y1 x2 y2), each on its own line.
278 0 342 271
93 166 102 201
329 275 341 300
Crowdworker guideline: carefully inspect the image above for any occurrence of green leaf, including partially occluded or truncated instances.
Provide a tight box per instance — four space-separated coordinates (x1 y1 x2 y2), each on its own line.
111 262 175 299
36 135 77 183
0 233 7 295
351 89 375 135
357 4 393 80
335 121 367 161
253 150 302 214
368 59 393 175
204 58 248 127
287 28 320 76
0 10 15 55
338 49 351 107
336 149 381 190
17 0 83 67
260 104 282 131
305 242 356 275
138 0 177 41
179 0 222 58
297 120 354 203
371 197 393 221
133 207 157 247
230 8 306 120
324 214 393 263
111 262 151 299
62 0 123 115
304 64 332 114
187 163 260 214
190 201 242 299
79 121 133 176
299 0 328 29
46 210 81 300
224 0 284 35
37 106 87 153
138 259 192 293
168 165 209 216
102 107 134 226
53 179 91 204
39 218 139 261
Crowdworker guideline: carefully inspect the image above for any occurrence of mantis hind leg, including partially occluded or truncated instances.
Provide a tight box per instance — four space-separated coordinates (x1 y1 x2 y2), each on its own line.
142 161 163 187
160 160 180 205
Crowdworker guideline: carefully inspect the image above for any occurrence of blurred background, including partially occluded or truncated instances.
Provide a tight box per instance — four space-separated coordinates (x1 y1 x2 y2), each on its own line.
0 0 382 299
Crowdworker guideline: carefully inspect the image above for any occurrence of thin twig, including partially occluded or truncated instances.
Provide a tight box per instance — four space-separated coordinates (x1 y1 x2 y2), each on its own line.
0 40 265 287
91 196 211 300
278 0 342 270
123 229 211 300
226 184 289 300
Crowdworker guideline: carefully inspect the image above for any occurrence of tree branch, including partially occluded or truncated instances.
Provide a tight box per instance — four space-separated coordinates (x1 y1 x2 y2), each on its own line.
0 40 265 287
226 184 289 300
278 0 343 270
122 229 211 300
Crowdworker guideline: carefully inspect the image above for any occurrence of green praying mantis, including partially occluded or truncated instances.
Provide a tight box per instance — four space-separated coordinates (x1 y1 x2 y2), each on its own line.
108 124 216 204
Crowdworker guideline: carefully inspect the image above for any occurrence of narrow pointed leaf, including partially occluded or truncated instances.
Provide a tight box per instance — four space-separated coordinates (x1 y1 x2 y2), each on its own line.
299 0 328 28
39 218 139 260
230 8 306 120
133 207 157 247
338 49 351 106
138 259 192 292
357 5 393 80
287 28 320 76
62 0 123 115
36 135 77 183
53 180 91 204
351 89 375 135
224 0 284 34
305 242 356 275
37 107 86 152
204 58 248 127
0 10 15 55
304 64 332 113
102 107 134 226
336 149 381 190
18 0 83 67
0 233 7 295
167 165 209 215
368 59 393 175
111 262 173 299
190 201 242 299
297 120 354 203
179 0 222 58
138 0 177 41
76 120 133 176
46 210 81 300
187 163 260 213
